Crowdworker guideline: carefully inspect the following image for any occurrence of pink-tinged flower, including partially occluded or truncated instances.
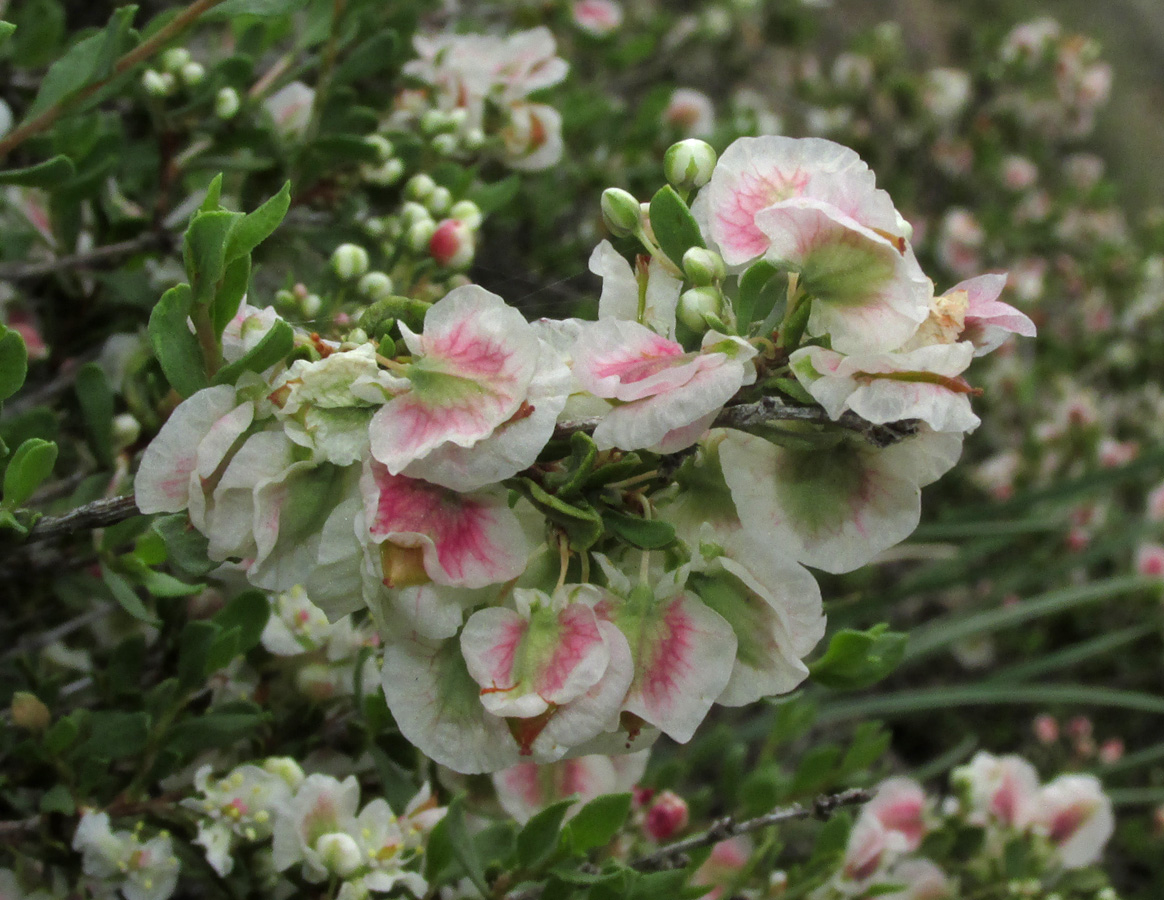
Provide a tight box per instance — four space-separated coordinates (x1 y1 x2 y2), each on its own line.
663 88 715 137
691 836 752 900
719 428 962 574
1098 739 1124 765
362 461 532 590
946 274 1036 356
136 385 250 514
791 343 980 433
685 527 825 705
922 68 971 122
222 303 280 364
1033 714 1060 745
953 752 1040 829
1099 438 1138 468
879 859 953 899
571 319 756 452
693 135 904 269
1135 543 1164 579
369 285 564 491
936 209 984 279
644 790 689 842
492 751 650 824
572 0 623 37
3 308 48 360
271 773 360 880
755 198 931 352
842 815 888 883
1033 774 1114 868
588 240 682 337
587 562 737 743
502 102 564 171
264 81 315 138
864 777 928 852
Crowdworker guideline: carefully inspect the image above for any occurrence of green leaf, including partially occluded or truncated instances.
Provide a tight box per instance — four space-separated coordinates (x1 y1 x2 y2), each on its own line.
787 745 841 797
44 715 80 755
148 284 208 397
839 722 891 775
26 7 139 119
807 810 852 868
212 590 271 653
211 255 251 338
206 625 242 673
735 260 780 331
202 0 312 18
471 175 520 214
518 479 604 551
517 798 574 869
445 797 489 898
0 155 76 188
82 710 149 759
809 624 907 690
101 563 159 625
648 185 705 266
2 438 57 506
136 566 201 598
212 317 293 385
224 180 290 263
184 209 240 306
0 21 14 46
565 793 632 854
40 783 75 815
772 377 815 405
74 362 114 467
165 711 263 756
178 621 219 689
0 325 29 402
602 510 676 549
200 173 224 212
333 31 401 84
150 513 215 577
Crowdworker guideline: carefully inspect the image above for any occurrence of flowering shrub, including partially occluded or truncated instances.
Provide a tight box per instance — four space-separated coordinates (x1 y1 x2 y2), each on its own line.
0 2 1157 899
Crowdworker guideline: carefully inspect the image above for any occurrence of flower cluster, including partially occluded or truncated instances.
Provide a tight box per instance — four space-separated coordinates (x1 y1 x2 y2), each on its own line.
183 757 442 898
816 754 1115 898
135 134 1029 773
71 812 180 900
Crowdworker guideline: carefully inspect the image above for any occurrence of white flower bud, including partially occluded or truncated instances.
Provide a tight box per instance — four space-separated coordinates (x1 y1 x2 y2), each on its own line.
664 139 717 190
215 87 240 119
406 220 437 252
427 185 452 215
601 188 642 237
463 128 486 150
450 199 482 229
345 327 369 345
331 243 370 280
315 832 362 877
301 293 322 317
161 48 191 73
142 69 174 97
112 413 141 451
682 247 725 285
405 173 436 201
400 202 432 227
180 61 206 87
363 217 387 238
420 109 451 135
363 158 404 186
677 286 723 332
358 271 394 301
431 133 459 156
447 108 469 130
364 134 394 163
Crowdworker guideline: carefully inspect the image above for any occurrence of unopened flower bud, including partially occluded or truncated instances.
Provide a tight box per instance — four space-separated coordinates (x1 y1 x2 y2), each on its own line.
405 173 436 202
1032 714 1059 744
346 327 369 345
644 791 689 842
664 139 717 190
215 87 240 119
428 218 475 269
180 61 206 87
431 133 459 156
363 158 404 186
682 247 725 285
420 109 451 136
601 188 642 237
406 220 437 253
263 757 305 789
315 832 362 876
427 185 452 215
450 199 482 229
365 134 394 163
112 413 141 451
142 69 174 97
11 691 50 732
297 664 339 701
400 202 432 228
331 243 369 280
463 128 486 150
358 271 394 301
161 48 191 73
677 285 723 332
301 293 322 318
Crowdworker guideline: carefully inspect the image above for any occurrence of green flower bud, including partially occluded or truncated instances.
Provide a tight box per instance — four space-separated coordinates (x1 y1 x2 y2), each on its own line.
363 158 404 186
180 61 206 87
161 47 191 73
405 173 436 201
601 187 642 237
665 139 718 190
427 185 452 215
682 247 726 285
431 133 459 156
301 293 322 317
365 134 394 162
677 285 723 333
142 69 174 97
463 128 486 150
112 413 141 452
214 87 240 119
330 243 369 280
406 220 437 252
400 202 431 227
420 109 452 136
358 271 395 301
450 199 482 229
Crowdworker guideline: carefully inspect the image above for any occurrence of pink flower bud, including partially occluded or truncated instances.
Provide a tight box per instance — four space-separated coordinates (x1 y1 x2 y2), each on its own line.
1032 714 1059 744
428 218 475 269
1098 739 1124 764
1136 543 1164 579
1067 716 1093 741
644 790 689 842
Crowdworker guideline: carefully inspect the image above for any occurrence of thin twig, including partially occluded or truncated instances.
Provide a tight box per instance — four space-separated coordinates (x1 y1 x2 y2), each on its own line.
629 787 873 872
22 496 140 544
555 396 920 448
0 233 169 281
0 0 231 160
